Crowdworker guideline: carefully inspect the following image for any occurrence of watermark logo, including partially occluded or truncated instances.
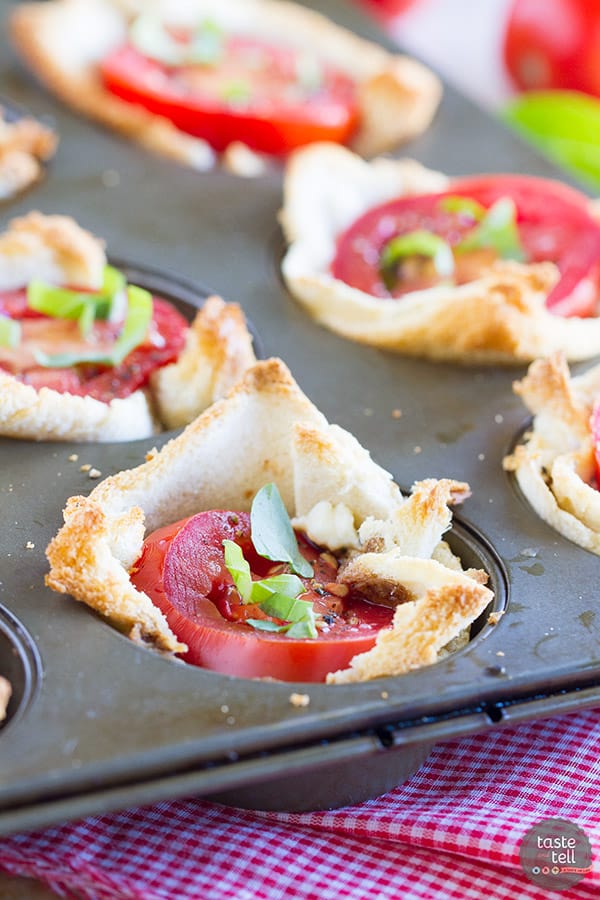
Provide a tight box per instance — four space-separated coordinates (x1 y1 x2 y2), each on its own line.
520 818 593 892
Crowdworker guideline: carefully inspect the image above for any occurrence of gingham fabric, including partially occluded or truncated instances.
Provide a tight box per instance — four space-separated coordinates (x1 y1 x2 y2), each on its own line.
1 707 598 899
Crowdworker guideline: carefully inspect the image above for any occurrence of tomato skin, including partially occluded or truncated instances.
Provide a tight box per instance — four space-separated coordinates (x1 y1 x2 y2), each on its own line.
503 0 600 97
0 292 188 401
130 510 393 682
331 174 600 316
100 42 359 156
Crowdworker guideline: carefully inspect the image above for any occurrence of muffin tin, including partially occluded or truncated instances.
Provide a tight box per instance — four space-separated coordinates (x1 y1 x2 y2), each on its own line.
1 0 599 835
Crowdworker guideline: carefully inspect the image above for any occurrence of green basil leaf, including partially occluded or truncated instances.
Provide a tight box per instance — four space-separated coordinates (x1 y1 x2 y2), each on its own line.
245 618 287 633
502 91 600 192
130 14 224 67
455 198 525 261
222 540 252 602
379 230 455 291
250 483 313 577
110 285 152 365
190 19 224 65
439 195 486 220
0 314 20 348
220 80 252 105
250 573 305 604
33 285 152 369
284 619 318 639
27 281 101 321
129 14 184 66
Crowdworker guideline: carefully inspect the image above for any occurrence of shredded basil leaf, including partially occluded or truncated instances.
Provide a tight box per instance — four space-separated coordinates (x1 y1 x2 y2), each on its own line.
454 198 525 261
379 230 455 291
245 619 285 632
250 483 313 577
130 14 224 67
222 540 252 602
250 573 305 603
0 314 20 348
189 19 224 65
220 80 252 105
33 284 152 369
439 195 486 220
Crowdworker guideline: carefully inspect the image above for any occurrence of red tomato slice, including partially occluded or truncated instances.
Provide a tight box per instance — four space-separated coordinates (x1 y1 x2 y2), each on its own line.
100 39 359 156
331 174 600 316
130 510 393 682
0 291 188 402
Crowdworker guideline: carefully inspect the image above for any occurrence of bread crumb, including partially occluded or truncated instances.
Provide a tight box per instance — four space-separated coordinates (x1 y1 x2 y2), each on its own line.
145 447 158 461
80 464 91 472
221 141 267 178
391 409 402 419
413 445 422 454
488 610 504 626
494 414 504 424
88 468 102 479
380 691 389 699
496 650 505 656
68 453 79 462
25 540 34 549
289 692 310 708
220 704 229 714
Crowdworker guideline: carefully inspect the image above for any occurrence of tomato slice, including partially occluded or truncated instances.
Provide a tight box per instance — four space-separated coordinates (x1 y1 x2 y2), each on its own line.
0 291 188 401
100 39 359 156
331 174 600 316
130 510 393 682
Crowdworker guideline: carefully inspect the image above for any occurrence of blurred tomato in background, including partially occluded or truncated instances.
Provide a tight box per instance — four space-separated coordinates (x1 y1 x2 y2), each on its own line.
504 0 600 97
358 0 419 21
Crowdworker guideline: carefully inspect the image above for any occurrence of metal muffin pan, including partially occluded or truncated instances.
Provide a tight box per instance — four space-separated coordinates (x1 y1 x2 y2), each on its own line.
1 0 599 833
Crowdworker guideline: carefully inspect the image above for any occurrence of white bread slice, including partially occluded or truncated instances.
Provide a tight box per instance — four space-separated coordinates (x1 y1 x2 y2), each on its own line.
0 213 256 441
281 143 600 364
46 358 491 678
10 0 441 170
505 352 600 554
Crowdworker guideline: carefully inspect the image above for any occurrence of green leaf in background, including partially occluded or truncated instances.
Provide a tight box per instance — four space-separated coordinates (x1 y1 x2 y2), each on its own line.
502 91 600 192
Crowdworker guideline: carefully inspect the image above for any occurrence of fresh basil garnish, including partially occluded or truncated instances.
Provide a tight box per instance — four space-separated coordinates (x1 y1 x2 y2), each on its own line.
250 483 313 577
379 230 455 292
250 573 305 603
130 14 224 67
454 197 525 261
222 540 252 602
246 593 317 639
0 314 20 349
33 284 152 369
28 264 128 338
439 195 486 221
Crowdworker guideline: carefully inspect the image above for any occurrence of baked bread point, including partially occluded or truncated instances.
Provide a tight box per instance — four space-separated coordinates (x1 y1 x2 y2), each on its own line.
0 108 57 201
46 358 492 680
0 212 256 441
505 352 600 554
281 143 600 364
10 0 441 172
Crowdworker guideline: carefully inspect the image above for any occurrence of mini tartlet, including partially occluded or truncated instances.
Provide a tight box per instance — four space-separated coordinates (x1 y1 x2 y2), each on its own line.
46 358 493 684
0 107 57 201
281 143 600 364
0 212 256 441
505 352 600 554
10 0 441 173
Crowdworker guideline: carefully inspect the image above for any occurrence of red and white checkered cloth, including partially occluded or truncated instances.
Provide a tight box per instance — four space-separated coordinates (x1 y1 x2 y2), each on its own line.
0 707 598 899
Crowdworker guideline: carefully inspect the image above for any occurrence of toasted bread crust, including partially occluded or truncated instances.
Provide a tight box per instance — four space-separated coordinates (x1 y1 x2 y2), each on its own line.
10 0 441 171
0 111 57 201
505 353 600 553
0 676 11 721
0 214 256 441
46 358 492 677
281 144 600 364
